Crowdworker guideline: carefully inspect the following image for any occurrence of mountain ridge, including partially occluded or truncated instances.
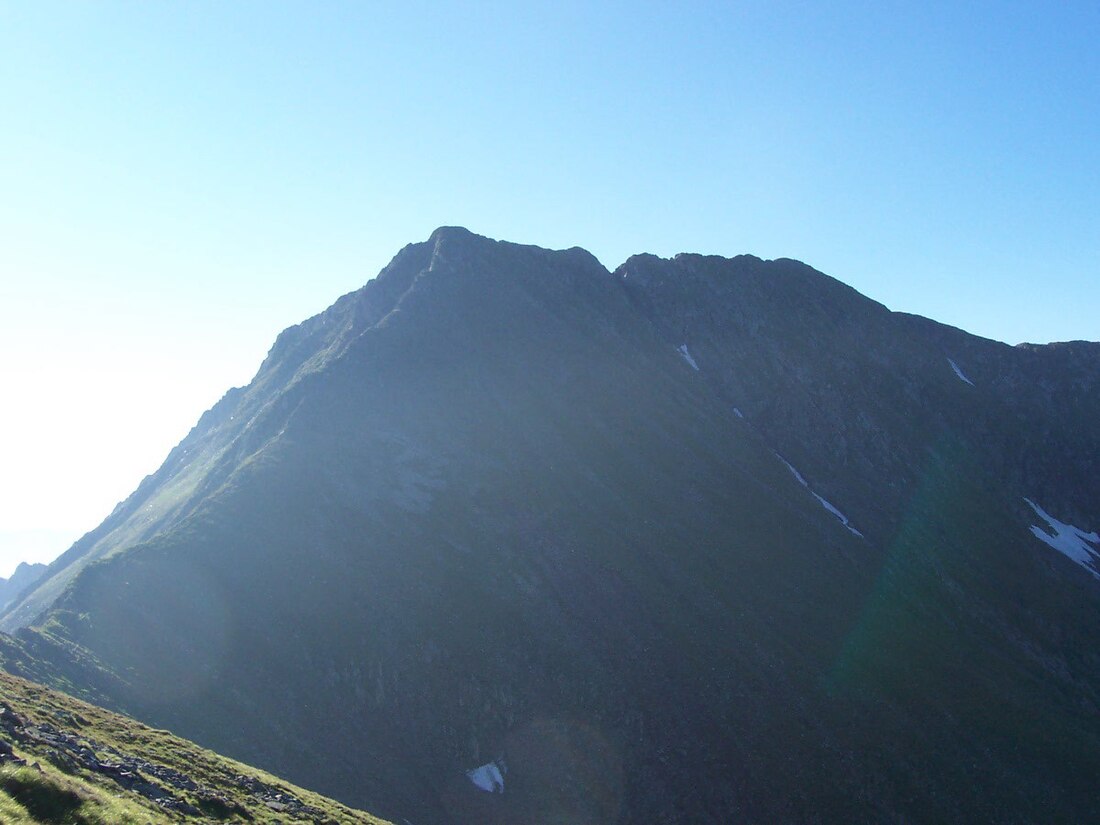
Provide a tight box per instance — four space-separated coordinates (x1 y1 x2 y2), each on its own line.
2 227 1098 823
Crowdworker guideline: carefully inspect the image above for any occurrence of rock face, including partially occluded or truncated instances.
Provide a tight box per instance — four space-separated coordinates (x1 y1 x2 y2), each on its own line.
0 562 47 612
2 228 1099 824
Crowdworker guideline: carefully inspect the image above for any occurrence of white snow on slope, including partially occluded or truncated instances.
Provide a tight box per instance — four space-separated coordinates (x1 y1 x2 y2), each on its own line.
947 358 975 386
778 456 808 487
811 492 864 537
466 759 506 793
678 344 700 371
777 455 863 537
1024 498 1100 578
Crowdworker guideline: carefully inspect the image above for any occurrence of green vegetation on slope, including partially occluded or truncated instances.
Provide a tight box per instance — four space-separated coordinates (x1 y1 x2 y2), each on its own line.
0 668 390 824
0 761 155 825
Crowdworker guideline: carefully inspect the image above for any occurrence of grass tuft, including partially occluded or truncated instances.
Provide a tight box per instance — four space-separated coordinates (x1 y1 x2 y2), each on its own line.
1 766 85 824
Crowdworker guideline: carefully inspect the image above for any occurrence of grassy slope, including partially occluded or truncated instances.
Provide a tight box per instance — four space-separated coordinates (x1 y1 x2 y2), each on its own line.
0 669 391 825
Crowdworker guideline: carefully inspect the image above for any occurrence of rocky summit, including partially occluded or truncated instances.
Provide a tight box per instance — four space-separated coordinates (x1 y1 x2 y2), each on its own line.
1 228 1098 824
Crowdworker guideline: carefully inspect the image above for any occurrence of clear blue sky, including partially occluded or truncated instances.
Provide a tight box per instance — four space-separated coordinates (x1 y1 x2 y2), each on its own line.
1 1 1097 576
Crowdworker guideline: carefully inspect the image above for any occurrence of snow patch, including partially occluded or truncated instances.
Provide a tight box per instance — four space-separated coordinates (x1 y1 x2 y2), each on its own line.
947 358 975 386
777 455 863 537
811 491 864 537
777 456 808 488
678 344 700 371
1024 498 1100 578
466 760 506 793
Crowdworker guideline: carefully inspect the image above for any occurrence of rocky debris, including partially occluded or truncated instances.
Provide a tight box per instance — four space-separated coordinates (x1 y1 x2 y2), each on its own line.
156 796 203 816
54 710 89 728
0 703 260 819
233 773 326 819
3 714 182 806
0 735 27 766
97 745 200 792
0 708 29 766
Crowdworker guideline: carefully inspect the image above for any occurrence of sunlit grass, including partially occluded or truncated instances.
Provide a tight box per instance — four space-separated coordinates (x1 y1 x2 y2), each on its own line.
0 763 152 824
0 668 392 824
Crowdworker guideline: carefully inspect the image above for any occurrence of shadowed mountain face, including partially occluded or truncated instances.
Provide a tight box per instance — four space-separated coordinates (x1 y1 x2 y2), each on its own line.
2 228 1099 824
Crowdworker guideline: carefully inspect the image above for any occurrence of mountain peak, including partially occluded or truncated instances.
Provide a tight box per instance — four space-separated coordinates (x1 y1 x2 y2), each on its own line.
427 224 478 242
2 230 1098 824
425 226 607 275
425 225 482 256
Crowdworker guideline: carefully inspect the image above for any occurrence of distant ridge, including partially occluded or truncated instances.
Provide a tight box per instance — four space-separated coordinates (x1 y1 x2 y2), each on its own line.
0 563 46 612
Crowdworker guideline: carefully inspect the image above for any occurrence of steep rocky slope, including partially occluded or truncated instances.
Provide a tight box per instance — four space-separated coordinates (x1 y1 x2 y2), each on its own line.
2 228 1098 823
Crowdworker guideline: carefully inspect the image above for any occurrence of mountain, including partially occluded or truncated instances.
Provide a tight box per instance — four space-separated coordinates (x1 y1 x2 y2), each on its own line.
2 227 1098 823
0 564 47 612
0 666 390 823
